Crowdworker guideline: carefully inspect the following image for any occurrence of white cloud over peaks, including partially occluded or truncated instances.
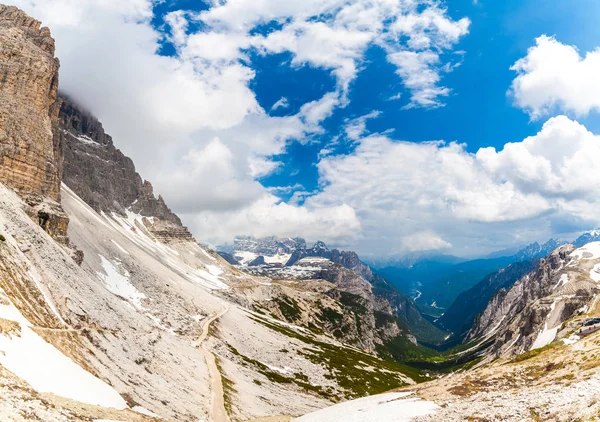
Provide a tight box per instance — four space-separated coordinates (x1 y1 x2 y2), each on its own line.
305 115 600 255
511 35 600 118
477 116 600 198
184 196 361 247
5 0 467 249
401 232 452 252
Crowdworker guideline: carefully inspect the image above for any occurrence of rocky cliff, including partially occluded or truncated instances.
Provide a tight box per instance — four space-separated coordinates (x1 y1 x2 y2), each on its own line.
439 260 537 339
466 243 600 357
59 95 194 242
0 5 71 243
0 5 61 201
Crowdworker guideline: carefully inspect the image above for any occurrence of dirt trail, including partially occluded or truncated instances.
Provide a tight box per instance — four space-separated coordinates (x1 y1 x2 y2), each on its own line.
196 307 230 422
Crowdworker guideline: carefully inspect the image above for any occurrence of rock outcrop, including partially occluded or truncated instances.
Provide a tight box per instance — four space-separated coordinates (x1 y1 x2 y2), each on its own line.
0 5 62 200
466 243 600 357
59 95 194 242
0 5 70 243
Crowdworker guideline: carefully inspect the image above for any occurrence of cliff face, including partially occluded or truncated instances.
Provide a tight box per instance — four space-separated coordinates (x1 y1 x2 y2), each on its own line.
466 244 600 357
0 5 70 243
0 5 62 201
59 95 194 242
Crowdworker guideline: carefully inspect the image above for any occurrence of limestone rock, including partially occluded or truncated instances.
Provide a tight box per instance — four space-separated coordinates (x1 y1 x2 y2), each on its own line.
59 95 194 243
0 5 62 201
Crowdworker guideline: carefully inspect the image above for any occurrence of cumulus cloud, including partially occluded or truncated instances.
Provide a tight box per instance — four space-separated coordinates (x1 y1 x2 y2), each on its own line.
184 196 361 247
304 115 600 255
4 0 484 252
191 0 469 104
400 231 452 252
510 35 600 118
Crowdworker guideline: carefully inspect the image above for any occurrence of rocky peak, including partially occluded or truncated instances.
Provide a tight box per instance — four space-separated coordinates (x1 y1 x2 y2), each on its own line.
313 240 329 251
130 180 183 227
466 243 600 358
233 235 306 254
513 238 567 261
573 229 600 247
59 95 193 242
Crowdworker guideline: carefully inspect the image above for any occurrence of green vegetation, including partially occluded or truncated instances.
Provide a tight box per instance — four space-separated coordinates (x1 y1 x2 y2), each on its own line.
249 314 423 399
512 342 559 363
374 311 397 328
319 307 344 325
338 292 368 315
214 356 236 416
376 332 492 374
226 342 335 399
273 296 302 322
0 234 5 242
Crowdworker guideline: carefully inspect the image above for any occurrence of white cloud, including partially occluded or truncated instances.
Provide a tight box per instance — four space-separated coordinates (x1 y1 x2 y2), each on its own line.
344 111 381 140
477 116 600 198
510 35 600 118
4 0 471 251
387 51 449 108
303 116 600 255
400 231 452 252
184 196 361 246
271 97 289 111
193 0 469 104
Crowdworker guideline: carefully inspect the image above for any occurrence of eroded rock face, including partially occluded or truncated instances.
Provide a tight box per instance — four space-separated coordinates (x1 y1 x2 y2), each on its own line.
59 95 194 242
467 244 600 357
0 5 62 201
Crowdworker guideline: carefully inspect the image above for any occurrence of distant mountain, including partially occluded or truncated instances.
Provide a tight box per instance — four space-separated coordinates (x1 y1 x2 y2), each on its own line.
372 238 568 316
223 236 449 345
437 260 537 339
573 229 600 247
365 253 466 269
512 238 567 261
217 235 306 265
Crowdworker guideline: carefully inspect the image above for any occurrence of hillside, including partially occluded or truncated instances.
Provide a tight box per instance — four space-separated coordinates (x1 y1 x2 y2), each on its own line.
220 236 449 346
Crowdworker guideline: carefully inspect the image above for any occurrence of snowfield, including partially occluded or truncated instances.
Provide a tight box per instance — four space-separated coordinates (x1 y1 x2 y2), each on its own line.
570 242 600 260
97 256 146 309
0 293 127 410
294 392 438 422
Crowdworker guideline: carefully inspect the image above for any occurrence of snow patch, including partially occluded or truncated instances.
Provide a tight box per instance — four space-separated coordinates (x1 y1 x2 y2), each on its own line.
206 264 223 277
571 242 600 260
0 295 127 409
562 334 580 345
553 273 569 290
590 263 600 282
97 256 145 309
531 323 559 350
294 392 438 422
110 239 129 255
132 406 160 417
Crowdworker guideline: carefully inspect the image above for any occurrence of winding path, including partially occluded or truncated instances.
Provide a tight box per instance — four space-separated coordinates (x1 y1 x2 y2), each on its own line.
196 307 230 422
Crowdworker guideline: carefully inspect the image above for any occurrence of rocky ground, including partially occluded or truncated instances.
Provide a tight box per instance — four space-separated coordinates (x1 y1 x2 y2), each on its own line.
406 325 600 421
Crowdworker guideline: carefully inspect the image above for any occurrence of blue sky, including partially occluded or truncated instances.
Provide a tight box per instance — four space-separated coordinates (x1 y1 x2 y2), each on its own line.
149 0 599 179
11 0 600 256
